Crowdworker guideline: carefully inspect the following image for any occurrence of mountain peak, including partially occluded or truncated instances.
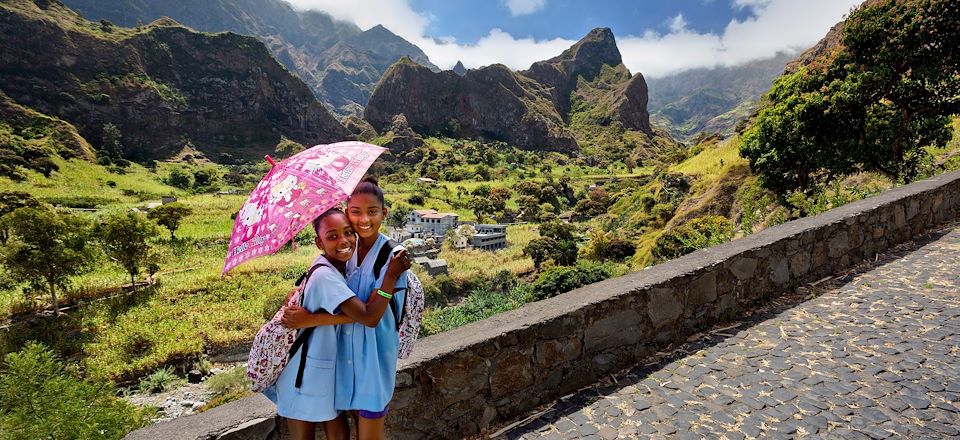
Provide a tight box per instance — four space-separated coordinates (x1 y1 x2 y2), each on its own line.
557 27 621 69
452 60 466 76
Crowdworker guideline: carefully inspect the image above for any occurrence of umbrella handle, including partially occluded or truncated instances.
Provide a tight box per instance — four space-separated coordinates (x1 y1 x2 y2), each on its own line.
265 155 277 168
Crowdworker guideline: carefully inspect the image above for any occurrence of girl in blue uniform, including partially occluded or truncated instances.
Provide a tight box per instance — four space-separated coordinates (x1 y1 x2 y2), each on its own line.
274 207 411 440
337 177 408 440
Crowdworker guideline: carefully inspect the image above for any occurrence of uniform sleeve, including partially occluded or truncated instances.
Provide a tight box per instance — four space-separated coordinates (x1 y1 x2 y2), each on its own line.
303 266 356 314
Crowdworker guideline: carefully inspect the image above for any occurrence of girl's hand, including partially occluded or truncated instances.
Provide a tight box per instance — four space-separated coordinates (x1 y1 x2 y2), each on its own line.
281 305 313 329
386 249 411 278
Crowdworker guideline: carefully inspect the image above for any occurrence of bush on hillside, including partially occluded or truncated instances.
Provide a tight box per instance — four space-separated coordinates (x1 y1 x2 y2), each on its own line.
529 260 617 302
0 342 150 439
652 215 734 263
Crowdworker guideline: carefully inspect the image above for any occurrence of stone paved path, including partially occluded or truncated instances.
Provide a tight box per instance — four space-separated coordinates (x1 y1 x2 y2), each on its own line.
497 226 960 439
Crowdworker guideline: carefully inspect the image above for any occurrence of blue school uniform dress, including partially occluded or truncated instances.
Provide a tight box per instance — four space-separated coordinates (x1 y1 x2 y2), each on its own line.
335 233 407 413
264 255 355 422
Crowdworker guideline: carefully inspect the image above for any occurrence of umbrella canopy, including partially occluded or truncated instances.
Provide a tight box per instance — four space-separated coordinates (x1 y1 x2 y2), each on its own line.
222 141 385 275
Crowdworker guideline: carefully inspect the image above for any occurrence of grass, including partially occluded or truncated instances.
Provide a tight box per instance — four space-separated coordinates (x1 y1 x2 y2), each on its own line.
669 135 747 177
0 157 183 204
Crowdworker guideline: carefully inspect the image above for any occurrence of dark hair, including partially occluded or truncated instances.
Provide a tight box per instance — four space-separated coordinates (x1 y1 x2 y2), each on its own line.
312 207 345 236
350 176 384 206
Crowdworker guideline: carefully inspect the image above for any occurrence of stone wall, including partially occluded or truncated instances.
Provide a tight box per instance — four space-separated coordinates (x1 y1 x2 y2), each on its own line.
126 170 960 439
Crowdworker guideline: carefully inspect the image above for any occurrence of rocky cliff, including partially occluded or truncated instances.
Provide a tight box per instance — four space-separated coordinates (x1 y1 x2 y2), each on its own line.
0 0 346 160
61 0 439 116
365 57 578 152
365 28 657 154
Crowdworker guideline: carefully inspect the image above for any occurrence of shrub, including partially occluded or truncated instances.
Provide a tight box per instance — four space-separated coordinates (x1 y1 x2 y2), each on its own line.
165 168 193 189
137 366 185 394
652 215 735 263
0 342 150 439
529 260 617 302
204 365 250 395
605 239 637 261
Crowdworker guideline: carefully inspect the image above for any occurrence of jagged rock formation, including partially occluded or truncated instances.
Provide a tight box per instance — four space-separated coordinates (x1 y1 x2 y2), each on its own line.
0 0 346 160
365 28 655 153
61 0 438 116
365 58 578 152
523 28 625 120
452 61 467 76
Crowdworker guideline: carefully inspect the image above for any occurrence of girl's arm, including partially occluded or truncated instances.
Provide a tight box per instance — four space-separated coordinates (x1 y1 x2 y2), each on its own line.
281 306 355 329
336 249 411 328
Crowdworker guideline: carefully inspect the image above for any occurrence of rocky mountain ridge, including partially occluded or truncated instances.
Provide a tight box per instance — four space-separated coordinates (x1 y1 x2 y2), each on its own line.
0 0 346 160
365 28 659 155
60 0 438 116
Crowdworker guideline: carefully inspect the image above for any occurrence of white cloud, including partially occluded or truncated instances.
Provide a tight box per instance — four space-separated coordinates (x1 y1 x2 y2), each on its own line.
505 0 547 17
668 14 687 33
283 0 862 77
620 0 862 77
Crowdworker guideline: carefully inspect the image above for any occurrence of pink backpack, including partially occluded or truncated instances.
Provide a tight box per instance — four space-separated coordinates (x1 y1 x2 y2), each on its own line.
247 263 326 392
371 240 425 359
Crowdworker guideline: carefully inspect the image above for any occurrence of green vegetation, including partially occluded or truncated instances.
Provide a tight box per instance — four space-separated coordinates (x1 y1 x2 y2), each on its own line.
741 0 960 195
200 366 252 411
1 207 97 314
530 261 620 302
0 342 151 440
137 366 185 394
148 202 194 240
97 211 160 291
652 215 735 263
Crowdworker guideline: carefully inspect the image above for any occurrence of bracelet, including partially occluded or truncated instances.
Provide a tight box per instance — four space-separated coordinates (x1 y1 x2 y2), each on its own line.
377 289 393 300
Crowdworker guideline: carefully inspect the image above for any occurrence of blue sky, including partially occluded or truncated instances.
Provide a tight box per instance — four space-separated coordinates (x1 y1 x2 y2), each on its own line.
410 0 755 44
286 0 863 77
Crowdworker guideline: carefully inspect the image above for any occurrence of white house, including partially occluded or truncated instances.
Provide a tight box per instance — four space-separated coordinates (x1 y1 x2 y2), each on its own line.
408 209 459 238
469 224 507 251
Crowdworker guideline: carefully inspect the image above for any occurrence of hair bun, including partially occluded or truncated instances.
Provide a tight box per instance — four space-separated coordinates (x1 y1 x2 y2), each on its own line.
360 175 379 186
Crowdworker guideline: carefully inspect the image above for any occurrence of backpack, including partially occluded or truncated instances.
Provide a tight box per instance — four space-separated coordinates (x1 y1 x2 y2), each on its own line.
247 262 328 392
372 240 425 359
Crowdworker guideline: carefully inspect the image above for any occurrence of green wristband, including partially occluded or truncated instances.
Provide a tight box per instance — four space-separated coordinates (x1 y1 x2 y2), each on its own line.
377 289 393 300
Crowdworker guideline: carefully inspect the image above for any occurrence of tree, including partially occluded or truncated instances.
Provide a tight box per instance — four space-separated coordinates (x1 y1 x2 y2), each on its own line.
0 207 95 314
523 237 557 269
468 196 493 222
147 203 193 240
274 136 305 159
574 187 612 218
741 0 960 195
389 203 411 228
97 211 159 291
100 123 124 161
517 195 540 222
652 215 734 263
489 187 512 213
0 191 40 245
539 221 576 242
0 342 149 438
166 168 192 189
192 167 218 189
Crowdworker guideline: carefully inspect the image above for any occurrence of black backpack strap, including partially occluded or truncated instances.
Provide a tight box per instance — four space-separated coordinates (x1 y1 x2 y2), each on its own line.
371 240 408 331
372 239 399 279
289 260 331 389
289 327 315 389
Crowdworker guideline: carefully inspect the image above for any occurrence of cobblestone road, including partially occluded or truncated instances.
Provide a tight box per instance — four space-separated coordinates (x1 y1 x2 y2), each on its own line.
497 226 960 439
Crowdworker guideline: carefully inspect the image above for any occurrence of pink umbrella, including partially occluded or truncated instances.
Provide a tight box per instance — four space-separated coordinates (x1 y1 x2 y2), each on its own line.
222 141 386 275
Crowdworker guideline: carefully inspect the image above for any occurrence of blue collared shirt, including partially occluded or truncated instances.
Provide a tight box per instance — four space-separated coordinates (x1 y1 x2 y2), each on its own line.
265 255 355 422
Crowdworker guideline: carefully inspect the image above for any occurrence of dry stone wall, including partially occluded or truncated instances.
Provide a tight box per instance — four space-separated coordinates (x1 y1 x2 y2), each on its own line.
126 170 960 440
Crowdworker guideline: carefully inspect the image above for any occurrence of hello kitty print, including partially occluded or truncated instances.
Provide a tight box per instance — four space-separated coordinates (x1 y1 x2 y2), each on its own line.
222 142 386 275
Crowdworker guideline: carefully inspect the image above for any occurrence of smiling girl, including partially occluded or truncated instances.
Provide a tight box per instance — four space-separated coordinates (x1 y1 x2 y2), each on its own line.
338 176 409 440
